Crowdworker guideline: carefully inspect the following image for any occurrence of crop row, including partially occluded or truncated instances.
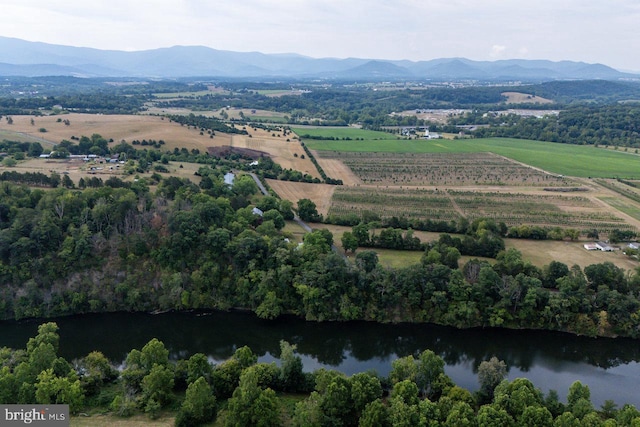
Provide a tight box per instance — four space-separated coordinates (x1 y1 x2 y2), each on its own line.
318 151 569 187
327 186 635 233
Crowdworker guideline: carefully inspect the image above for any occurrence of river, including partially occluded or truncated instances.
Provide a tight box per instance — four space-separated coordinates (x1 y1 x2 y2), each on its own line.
1 310 639 407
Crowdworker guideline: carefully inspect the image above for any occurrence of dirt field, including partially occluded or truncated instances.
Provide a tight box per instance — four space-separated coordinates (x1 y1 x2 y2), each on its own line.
311 153 362 186
391 109 470 123
266 179 336 216
501 92 554 104
0 113 232 152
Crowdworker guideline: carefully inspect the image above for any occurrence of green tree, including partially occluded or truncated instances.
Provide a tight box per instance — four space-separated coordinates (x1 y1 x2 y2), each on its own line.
476 404 515 427
494 378 544 420
520 406 553 427
279 340 304 392
416 349 446 398
176 377 217 427
350 372 383 416
233 174 258 197
35 368 84 414
359 399 390 427
356 250 379 273
477 357 507 401
140 364 174 418
186 353 214 386
341 231 359 253
297 198 320 222
225 366 280 427
263 209 285 230
0 366 19 404
78 351 118 396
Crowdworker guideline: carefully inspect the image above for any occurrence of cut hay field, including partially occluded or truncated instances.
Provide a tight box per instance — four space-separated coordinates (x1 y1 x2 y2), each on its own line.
233 131 319 178
0 113 232 152
501 92 554 104
297 128 640 179
266 179 337 216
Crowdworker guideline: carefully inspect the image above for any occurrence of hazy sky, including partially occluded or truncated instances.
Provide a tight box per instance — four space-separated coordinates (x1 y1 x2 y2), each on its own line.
1 0 638 71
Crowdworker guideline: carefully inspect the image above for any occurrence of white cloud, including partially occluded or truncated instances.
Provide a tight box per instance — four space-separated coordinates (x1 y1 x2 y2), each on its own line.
489 45 507 59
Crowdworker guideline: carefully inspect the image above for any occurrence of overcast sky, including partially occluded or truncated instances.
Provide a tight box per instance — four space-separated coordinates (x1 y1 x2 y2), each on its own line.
1 0 638 71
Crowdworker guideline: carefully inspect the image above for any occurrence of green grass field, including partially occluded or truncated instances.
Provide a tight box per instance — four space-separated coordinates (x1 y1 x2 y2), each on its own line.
249 115 288 123
295 128 640 179
293 127 397 140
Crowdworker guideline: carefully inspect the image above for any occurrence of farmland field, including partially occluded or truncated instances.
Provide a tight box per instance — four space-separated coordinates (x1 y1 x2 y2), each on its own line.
449 190 633 232
316 151 568 186
0 113 233 151
297 128 640 179
327 186 635 234
328 187 460 223
266 179 337 216
294 222 639 271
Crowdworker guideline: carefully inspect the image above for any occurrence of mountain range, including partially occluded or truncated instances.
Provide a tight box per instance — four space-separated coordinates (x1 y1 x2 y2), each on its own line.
0 36 635 81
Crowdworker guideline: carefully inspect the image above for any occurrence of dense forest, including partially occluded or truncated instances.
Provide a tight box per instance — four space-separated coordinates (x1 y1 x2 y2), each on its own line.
466 104 640 147
1 165 640 338
1 322 639 425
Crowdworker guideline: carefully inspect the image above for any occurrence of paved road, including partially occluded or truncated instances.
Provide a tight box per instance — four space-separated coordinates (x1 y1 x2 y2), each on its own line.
248 172 269 196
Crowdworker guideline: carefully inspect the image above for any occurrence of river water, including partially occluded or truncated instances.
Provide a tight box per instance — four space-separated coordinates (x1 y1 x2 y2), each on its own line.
1 310 639 407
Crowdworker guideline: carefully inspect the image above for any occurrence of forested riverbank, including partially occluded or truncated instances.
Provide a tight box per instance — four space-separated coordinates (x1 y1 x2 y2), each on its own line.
1 167 640 339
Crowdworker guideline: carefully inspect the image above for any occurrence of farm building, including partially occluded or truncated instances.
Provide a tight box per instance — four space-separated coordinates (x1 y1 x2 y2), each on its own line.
224 172 235 186
596 242 616 252
423 130 441 139
628 242 640 250
584 242 616 251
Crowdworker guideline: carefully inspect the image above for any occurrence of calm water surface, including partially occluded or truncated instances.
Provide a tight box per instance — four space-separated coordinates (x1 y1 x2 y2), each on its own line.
1 310 639 407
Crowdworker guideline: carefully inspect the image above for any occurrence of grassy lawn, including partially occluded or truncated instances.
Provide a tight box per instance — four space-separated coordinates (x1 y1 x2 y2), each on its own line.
600 197 640 221
249 115 288 123
293 127 396 140
295 128 640 179
71 414 177 427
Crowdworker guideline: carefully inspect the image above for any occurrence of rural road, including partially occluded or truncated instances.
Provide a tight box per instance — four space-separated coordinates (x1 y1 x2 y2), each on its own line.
249 172 346 260
248 172 269 196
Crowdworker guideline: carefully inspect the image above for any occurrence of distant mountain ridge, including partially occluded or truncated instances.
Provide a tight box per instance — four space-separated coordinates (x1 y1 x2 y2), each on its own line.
0 36 635 81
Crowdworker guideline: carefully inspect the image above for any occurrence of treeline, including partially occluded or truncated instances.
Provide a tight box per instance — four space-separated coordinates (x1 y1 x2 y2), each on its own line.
2 176 640 338
300 141 344 185
1 323 639 426
470 104 640 147
0 93 145 115
167 113 247 135
342 221 505 259
0 76 206 98
0 171 61 187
